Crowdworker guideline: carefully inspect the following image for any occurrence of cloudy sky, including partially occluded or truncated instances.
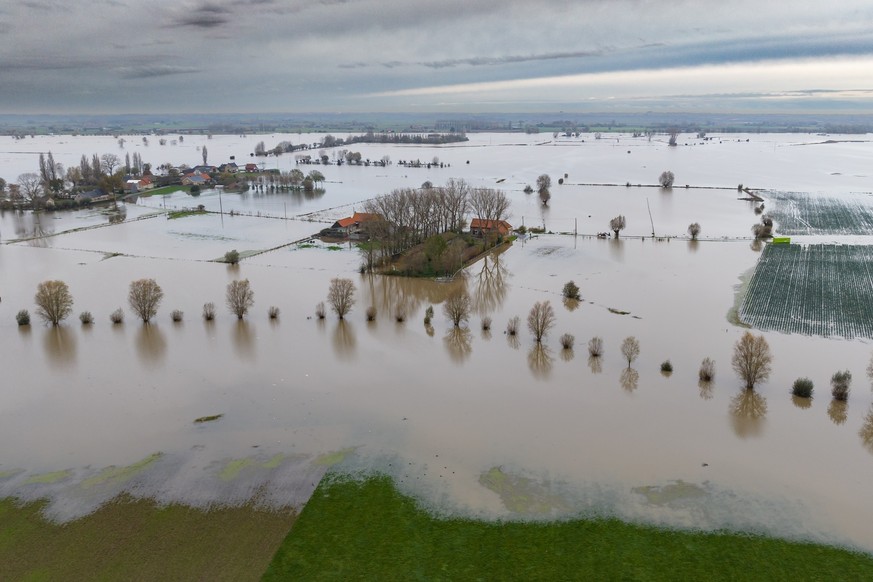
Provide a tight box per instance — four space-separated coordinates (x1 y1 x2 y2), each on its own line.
2 0 872 114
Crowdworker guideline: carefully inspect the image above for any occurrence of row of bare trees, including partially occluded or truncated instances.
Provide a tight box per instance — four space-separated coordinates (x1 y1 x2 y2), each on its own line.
19 278 260 326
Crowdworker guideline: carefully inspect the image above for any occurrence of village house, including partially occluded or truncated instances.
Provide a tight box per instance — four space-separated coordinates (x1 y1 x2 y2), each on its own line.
181 172 213 186
470 218 512 237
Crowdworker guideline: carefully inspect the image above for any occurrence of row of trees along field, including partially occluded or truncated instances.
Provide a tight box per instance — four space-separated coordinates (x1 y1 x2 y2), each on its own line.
14 278 867 404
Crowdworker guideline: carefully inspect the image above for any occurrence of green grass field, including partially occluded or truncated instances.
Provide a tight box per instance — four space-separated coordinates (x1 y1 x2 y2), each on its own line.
264 475 873 581
739 244 873 338
0 496 296 581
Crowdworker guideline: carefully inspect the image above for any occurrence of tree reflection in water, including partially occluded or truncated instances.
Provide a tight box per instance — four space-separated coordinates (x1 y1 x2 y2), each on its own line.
859 405 873 455
588 355 602 374
332 320 356 360
527 344 553 380
443 327 472 364
729 389 767 438
620 367 638 392
698 380 714 400
13 210 54 247
231 320 255 360
559 345 574 362
828 400 848 426
791 395 812 409
562 297 580 312
43 326 77 369
359 272 467 326
135 324 166 366
472 249 509 316
506 332 520 351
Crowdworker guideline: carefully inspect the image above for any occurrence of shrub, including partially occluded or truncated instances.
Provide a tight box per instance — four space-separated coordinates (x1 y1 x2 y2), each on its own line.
171 309 184 322
831 370 852 401
79 311 94 325
661 360 673 373
268 306 280 319
481 316 492 331
699 358 715 382
315 302 326 319
562 280 581 301
203 302 216 321
506 316 519 336
16 309 30 326
560 333 575 350
110 308 124 324
792 377 814 398
588 336 603 357
224 249 240 265
523 184 533 194
424 305 433 325
366 306 376 321
395 307 406 322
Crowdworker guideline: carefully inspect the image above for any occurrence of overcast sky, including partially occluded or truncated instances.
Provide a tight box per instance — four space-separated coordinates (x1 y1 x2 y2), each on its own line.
2 0 872 114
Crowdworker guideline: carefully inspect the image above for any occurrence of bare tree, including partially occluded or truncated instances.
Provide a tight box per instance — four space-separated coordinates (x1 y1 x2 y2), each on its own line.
327 278 356 319
34 280 73 325
128 278 164 323
699 357 715 382
536 174 551 192
226 279 255 319
668 129 679 146
688 223 701 240
202 145 208 165
443 290 472 327
659 170 675 188
609 215 626 238
731 331 772 390
620 336 640 366
527 300 556 342
17 172 42 201
101 153 121 175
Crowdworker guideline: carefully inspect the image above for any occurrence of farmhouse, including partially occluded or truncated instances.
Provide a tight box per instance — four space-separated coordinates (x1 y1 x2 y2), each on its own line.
321 212 381 239
470 218 512 237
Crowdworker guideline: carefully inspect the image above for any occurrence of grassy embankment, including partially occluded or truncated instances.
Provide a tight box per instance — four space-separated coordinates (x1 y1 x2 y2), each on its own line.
0 496 295 581
264 475 873 580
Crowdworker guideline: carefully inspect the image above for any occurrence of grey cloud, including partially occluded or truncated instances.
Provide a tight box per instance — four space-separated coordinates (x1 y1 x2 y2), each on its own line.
117 65 202 79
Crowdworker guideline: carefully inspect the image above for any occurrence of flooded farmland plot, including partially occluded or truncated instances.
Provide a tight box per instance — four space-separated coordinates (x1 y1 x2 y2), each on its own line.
2 133 873 553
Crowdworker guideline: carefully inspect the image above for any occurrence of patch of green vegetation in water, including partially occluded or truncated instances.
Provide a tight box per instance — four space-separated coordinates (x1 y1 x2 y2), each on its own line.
0 469 23 480
194 414 223 424
263 454 285 469
632 480 707 505
479 466 570 515
220 459 257 481
81 453 163 489
326 245 343 251
24 470 72 485
296 243 316 249
313 448 355 467
263 474 873 580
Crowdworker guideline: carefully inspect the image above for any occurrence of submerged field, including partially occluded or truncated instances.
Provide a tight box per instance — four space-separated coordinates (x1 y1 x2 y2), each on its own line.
766 192 873 237
739 244 873 338
2 132 873 576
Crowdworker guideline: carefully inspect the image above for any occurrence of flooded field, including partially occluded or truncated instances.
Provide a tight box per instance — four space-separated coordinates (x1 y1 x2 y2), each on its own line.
2 133 873 553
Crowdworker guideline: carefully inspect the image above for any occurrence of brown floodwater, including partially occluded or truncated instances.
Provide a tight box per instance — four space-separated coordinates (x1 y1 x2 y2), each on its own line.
3 136 873 552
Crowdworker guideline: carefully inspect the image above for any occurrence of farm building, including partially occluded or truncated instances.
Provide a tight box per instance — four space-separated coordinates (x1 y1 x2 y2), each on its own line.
470 219 512 237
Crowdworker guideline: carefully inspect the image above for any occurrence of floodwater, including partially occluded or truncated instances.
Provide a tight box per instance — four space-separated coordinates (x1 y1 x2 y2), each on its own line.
1 133 873 552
